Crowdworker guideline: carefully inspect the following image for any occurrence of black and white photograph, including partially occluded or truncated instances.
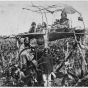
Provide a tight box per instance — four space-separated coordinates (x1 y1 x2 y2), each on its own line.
0 0 88 87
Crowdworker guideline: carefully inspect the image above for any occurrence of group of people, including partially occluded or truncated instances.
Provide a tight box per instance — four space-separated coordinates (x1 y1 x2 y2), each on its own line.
15 11 70 86
4 11 70 87
29 11 70 34
15 33 56 86
29 22 47 34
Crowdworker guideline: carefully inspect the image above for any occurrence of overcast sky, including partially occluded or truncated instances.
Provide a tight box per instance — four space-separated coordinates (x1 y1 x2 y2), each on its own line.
0 1 88 35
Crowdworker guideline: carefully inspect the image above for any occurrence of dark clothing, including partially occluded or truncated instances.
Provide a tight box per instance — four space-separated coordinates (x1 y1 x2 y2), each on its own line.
24 42 29 48
24 38 30 48
40 54 53 74
29 26 35 33
60 18 69 25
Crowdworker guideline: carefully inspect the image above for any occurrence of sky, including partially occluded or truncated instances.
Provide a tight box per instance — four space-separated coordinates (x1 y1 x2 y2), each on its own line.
0 1 88 35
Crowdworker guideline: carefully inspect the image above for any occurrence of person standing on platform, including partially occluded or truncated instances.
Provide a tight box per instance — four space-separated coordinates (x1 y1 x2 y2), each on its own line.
29 22 36 33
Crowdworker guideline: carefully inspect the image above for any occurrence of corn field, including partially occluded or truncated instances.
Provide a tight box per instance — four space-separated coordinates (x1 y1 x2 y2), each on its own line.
0 36 88 87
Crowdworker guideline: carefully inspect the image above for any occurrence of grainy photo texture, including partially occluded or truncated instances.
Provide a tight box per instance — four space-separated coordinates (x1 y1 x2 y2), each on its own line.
0 1 88 87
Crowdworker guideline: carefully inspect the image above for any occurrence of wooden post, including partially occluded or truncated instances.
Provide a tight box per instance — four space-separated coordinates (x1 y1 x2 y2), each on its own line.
44 28 49 48
78 42 87 73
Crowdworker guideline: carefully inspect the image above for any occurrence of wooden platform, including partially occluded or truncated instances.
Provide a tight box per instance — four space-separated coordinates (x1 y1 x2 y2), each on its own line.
49 28 85 41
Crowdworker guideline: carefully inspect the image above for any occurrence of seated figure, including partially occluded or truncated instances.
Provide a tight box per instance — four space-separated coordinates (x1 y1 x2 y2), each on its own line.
36 23 42 33
51 11 70 32
59 11 70 28
29 22 36 33
41 22 47 34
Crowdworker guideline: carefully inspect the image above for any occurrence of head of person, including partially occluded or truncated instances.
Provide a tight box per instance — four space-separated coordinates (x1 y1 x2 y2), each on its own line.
20 38 24 44
30 38 37 47
43 48 50 55
42 22 47 28
31 22 36 27
61 11 67 19
24 37 29 44
37 23 41 29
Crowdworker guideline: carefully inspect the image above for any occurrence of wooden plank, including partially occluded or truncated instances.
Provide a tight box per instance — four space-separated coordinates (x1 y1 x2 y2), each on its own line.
17 33 45 38
49 31 85 41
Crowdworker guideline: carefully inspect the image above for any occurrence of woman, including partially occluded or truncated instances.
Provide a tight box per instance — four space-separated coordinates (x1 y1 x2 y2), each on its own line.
54 11 70 32
51 12 70 32
29 22 36 33
24 37 30 48
36 23 42 33
41 22 47 34
59 11 70 28
40 48 54 86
